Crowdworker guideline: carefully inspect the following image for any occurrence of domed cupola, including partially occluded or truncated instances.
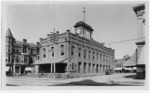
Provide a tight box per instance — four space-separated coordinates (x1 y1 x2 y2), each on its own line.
74 21 94 39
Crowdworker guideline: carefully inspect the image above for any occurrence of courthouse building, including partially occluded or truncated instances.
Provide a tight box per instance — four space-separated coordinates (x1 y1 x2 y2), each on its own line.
5 28 40 75
34 21 115 74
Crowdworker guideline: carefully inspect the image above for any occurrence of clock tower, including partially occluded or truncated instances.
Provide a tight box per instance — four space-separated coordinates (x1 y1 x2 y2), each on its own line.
74 7 94 39
74 21 94 39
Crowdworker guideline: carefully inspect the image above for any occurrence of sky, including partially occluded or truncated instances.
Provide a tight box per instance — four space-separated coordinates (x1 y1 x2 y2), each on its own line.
3 2 141 59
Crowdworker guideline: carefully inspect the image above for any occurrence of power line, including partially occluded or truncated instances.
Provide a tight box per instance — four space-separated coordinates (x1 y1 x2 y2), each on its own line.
105 37 145 45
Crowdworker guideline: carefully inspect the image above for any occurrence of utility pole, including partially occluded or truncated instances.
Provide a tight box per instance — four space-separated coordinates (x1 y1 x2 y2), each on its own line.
83 7 86 22
50 30 59 79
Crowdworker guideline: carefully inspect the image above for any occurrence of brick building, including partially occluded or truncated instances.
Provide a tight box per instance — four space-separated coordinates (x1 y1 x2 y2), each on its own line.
34 21 115 75
6 28 40 75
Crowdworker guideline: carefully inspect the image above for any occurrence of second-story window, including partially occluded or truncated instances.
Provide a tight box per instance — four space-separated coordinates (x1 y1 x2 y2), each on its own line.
89 51 91 59
84 49 86 59
97 52 99 60
78 47 81 57
93 51 95 60
16 56 19 63
103 55 105 62
51 47 54 57
60 45 64 56
43 48 46 58
100 53 102 61
71 45 75 56
23 46 27 53
31 49 33 54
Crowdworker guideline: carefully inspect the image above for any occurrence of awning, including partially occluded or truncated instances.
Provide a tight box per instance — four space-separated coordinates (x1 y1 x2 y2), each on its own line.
132 67 137 70
34 58 68 65
114 68 122 70
5 66 10 71
124 67 132 70
25 67 32 71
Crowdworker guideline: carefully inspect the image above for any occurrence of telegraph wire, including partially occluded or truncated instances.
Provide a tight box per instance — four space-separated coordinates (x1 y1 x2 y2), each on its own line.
104 37 145 45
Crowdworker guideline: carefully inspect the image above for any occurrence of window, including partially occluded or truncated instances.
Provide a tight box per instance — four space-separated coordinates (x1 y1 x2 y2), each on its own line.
8 55 10 62
89 51 91 59
37 48 39 54
71 45 75 56
84 49 86 58
12 58 14 62
31 49 33 54
23 46 27 53
51 47 54 57
60 45 64 56
97 52 99 60
103 55 105 62
93 52 95 59
78 48 81 57
100 54 102 61
24 57 26 63
43 48 46 58
16 56 18 62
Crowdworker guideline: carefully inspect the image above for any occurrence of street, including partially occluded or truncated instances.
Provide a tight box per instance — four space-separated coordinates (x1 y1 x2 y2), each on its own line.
6 73 145 86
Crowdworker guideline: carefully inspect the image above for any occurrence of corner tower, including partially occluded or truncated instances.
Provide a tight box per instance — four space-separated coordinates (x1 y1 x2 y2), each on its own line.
5 28 15 64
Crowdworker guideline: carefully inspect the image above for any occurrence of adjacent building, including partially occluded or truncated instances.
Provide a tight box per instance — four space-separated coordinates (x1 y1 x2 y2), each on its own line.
34 21 115 75
133 4 146 79
6 28 40 75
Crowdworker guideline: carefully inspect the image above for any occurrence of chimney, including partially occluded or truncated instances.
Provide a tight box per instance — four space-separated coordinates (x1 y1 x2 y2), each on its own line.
47 34 50 38
23 39 27 43
39 38 43 41
66 29 70 33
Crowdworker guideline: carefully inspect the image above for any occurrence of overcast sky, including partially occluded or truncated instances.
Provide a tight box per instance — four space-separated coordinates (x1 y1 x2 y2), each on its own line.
4 2 141 59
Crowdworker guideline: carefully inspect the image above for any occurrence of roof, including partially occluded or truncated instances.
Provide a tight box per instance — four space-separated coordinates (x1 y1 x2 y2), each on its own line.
15 40 37 48
74 21 94 31
123 50 137 67
29 43 37 48
6 28 13 37
133 4 145 14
